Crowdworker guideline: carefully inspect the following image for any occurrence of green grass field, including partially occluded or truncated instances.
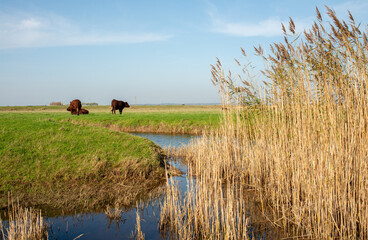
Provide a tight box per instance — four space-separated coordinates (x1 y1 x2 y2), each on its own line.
0 111 168 211
0 105 219 211
0 105 221 134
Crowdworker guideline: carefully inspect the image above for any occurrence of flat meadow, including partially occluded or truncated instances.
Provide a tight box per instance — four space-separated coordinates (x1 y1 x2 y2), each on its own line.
0 104 221 134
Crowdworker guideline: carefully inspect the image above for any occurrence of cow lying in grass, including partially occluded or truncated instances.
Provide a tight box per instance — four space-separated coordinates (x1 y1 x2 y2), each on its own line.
80 109 89 114
67 107 89 115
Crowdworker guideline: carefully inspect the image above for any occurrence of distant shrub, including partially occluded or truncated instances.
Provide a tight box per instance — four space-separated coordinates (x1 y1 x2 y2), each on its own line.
50 102 63 106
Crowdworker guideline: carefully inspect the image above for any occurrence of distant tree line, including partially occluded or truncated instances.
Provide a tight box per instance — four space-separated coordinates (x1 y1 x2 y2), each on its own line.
50 102 99 106
50 102 63 106
83 102 99 106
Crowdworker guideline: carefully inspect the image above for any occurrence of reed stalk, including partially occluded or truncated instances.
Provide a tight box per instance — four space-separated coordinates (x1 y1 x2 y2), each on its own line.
135 205 145 240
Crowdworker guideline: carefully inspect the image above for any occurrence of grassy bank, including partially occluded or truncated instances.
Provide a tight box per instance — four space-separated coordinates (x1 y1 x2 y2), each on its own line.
0 112 167 212
0 105 221 134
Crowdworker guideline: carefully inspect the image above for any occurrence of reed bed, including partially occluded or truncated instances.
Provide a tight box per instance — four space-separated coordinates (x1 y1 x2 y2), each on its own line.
160 171 252 239
0 200 48 240
160 7 368 239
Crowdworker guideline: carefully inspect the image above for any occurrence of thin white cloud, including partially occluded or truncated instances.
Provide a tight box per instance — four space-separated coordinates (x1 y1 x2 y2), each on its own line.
0 12 172 49
332 0 368 17
212 17 283 37
209 1 368 38
210 14 313 37
20 18 42 29
206 1 314 38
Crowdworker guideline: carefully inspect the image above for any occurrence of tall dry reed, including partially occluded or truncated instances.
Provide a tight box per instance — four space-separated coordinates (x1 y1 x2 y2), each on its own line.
0 200 48 240
161 6 368 239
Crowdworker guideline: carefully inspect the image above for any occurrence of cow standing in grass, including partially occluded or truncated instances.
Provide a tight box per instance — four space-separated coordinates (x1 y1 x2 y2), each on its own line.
111 99 130 114
67 99 82 115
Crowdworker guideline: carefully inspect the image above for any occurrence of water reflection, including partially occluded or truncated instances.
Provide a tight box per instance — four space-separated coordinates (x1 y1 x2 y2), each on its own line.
131 132 198 149
46 133 194 240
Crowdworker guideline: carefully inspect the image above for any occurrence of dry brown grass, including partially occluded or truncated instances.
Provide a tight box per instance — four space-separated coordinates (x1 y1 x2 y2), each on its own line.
2 161 168 216
78 120 211 135
160 7 368 239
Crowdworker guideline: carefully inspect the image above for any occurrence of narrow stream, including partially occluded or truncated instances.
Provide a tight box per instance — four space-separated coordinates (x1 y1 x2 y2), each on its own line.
46 133 196 240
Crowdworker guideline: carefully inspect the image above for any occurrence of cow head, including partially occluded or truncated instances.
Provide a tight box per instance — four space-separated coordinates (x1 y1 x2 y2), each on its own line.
67 106 71 111
124 102 130 108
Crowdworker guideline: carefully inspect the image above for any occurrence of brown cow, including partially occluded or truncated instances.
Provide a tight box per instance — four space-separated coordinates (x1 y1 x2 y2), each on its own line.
66 106 76 114
111 99 130 114
67 99 82 115
80 109 89 114
67 107 88 115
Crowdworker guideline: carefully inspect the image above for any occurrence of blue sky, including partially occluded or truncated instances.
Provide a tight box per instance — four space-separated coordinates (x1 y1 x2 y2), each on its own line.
1 0 368 106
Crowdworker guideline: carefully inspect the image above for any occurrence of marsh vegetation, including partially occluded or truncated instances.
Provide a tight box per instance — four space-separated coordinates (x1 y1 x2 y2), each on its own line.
160 7 368 239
